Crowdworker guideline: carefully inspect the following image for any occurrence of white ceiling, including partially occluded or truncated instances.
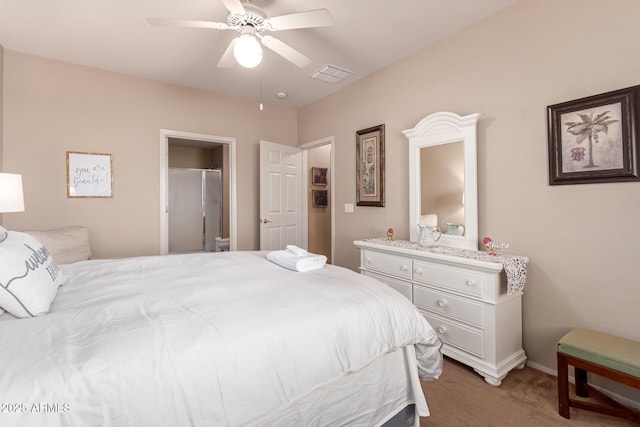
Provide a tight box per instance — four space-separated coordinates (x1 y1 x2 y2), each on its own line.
0 0 518 108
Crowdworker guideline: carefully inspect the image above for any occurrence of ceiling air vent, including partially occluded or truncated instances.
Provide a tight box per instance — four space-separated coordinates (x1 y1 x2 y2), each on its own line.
311 65 353 84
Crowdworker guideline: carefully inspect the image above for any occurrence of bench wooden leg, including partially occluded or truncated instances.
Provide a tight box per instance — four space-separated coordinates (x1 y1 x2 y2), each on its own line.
575 367 589 397
558 352 640 423
557 352 570 418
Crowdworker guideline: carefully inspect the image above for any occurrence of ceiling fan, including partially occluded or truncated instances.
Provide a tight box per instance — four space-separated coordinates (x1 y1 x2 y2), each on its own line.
148 0 334 69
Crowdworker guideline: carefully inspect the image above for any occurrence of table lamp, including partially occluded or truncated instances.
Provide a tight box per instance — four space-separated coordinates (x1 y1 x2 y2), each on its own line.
0 173 25 213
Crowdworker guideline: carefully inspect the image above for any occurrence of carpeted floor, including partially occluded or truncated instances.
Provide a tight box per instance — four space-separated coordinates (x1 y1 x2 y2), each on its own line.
420 357 638 426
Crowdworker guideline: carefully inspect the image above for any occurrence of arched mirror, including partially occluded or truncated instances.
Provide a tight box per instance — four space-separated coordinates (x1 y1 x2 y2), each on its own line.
403 112 480 250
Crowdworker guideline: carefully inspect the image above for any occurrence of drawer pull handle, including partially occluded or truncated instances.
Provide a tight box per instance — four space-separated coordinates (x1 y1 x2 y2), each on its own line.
466 280 475 287
414 268 422 275
437 326 447 335
400 265 408 272
365 257 372 264
437 299 447 307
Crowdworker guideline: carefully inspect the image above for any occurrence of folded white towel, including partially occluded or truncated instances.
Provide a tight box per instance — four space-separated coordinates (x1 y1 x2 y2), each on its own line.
286 245 309 257
267 249 327 272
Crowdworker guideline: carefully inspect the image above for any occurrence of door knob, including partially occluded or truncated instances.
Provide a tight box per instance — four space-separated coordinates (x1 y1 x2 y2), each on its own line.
260 218 272 224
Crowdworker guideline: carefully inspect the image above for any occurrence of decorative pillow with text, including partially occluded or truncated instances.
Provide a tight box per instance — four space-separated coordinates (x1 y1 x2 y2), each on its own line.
0 228 64 318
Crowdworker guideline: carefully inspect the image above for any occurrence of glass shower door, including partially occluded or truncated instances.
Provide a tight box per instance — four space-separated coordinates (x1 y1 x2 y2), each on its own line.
169 168 204 252
168 168 222 253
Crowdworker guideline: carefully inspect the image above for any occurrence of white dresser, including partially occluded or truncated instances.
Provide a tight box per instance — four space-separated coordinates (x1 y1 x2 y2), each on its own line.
354 238 528 386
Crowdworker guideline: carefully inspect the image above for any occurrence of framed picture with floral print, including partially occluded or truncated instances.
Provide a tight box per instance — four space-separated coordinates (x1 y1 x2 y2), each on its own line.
547 86 640 185
356 124 385 206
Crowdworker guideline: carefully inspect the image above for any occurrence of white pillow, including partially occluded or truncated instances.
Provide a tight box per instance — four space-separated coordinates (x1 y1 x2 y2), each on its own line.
0 225 7 242
0 228 64 318
25 226 91 264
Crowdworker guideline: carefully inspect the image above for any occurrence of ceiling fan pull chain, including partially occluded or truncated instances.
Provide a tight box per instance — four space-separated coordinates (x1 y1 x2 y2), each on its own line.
259 64 264 111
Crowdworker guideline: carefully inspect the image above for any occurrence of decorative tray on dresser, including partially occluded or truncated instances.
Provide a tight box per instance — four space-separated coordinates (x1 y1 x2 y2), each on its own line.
354 238 529 386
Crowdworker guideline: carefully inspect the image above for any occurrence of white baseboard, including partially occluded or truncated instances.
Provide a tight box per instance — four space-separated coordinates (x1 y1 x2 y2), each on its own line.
524 360 640 411
525 360 554 375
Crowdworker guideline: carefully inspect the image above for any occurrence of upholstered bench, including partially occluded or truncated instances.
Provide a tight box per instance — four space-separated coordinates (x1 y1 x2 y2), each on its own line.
557 328 640 422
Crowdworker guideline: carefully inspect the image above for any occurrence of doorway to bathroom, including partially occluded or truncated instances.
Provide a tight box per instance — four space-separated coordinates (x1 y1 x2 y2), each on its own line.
159 129 237 255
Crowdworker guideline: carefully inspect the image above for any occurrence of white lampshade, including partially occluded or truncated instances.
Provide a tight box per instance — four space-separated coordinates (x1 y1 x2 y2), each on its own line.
233 33 263 68
0 173 25 213
420 214 438 228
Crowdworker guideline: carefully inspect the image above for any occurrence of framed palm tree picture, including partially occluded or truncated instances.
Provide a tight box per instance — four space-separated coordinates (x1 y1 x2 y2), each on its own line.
547 86 640 185
356 124 385 206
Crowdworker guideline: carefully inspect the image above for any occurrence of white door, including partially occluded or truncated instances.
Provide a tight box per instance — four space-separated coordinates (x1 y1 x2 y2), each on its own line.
259 140 303 250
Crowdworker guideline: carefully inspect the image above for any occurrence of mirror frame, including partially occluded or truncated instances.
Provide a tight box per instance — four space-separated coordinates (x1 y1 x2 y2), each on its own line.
403 112 480 250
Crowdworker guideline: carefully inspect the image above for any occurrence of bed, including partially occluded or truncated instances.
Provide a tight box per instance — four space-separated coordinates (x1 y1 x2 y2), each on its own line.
0 227 442 426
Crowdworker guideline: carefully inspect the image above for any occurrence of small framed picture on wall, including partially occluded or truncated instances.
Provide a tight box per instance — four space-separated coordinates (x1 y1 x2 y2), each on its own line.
312 189 328 207
312 167 328 185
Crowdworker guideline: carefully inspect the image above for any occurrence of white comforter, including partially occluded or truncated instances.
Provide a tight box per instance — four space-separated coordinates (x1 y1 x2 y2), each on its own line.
0 251 442 426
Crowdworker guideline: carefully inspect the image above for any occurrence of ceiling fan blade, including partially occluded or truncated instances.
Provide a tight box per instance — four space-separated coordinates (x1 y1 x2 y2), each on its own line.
260 35 311 68
266 9 333 31
217 38 238 68
147 18 229 30
220 0 246 15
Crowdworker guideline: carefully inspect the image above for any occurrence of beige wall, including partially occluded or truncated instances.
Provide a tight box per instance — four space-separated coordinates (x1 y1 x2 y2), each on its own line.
307 145 331 262
0 45 3 170
298 0 640 391
2 0 639 399
2 50 297 257
0 45 5 225
168 145 215 169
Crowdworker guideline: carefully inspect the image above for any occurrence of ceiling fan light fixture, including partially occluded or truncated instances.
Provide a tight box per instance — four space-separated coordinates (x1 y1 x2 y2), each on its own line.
233 30 263 68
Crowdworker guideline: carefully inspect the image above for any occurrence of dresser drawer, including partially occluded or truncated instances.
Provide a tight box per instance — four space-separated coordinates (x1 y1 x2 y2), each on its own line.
413 261 482 296
361 250 412 280
422 311 484 357
413 285 483 327
363 271 412 301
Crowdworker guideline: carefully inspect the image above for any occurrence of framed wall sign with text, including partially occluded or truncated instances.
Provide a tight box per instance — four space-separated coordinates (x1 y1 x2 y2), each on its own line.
66 151 113 198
